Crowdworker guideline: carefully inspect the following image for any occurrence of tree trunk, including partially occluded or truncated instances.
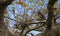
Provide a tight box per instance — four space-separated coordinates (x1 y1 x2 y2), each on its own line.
46 0 57 30
0 0 14 36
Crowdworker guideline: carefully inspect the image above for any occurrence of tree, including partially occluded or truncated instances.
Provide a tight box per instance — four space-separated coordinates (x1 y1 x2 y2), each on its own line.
46 0 57 30
0 0 14 36
0 0 59 36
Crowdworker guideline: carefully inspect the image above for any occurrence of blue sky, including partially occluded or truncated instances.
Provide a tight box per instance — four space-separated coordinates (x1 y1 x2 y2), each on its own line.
6 0 60 35
58 0 60 4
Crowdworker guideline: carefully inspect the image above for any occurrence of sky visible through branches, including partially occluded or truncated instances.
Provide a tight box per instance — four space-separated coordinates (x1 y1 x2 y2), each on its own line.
6 0 59 36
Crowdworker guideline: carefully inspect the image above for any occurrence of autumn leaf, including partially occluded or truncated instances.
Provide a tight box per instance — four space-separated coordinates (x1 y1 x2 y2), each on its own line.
26 7 32 11
34 15 39 19
37 0 43 6
21 3 26 8
37 1 43 6
16 1 27 8
16 1 23 5
30 0 33 3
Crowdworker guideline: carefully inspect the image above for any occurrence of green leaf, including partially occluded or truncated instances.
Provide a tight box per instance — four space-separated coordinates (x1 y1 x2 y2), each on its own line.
34 15 39 19
37 1 43 6
30 0 33 3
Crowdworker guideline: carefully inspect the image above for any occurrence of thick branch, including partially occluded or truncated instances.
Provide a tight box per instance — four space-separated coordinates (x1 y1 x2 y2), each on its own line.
0 0 14 36
24 23 45 36
46 0 57 30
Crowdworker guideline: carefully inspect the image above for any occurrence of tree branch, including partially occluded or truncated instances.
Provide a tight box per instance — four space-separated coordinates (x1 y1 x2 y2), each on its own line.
24 23 46 36
46 0 57 30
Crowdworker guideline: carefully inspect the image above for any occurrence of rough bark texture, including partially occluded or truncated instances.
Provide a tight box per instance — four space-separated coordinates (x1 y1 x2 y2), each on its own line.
38 0 59 36
46 0 57 30
35 25 60 36
0 0 14 36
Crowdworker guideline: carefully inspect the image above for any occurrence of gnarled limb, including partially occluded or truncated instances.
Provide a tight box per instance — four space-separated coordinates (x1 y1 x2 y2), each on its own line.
46 0 57 30
0 0 14 36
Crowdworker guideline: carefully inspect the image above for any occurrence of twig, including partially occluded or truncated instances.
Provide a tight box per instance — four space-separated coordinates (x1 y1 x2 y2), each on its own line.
28 33 34 36
56 16 60 19
4 16 20 23
20 24 27 36
24 23 46 36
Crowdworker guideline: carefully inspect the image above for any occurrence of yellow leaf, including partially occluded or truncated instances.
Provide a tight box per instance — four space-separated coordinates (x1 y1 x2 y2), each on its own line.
16 1 23 5
37 1 43 6
30 0 33 3
16 1 27 8
34 15 39 19
22 3 27 8
26 7 32 10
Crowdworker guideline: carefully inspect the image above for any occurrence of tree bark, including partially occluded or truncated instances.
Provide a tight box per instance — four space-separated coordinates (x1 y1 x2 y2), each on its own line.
46 0 57 30
0 0 14 36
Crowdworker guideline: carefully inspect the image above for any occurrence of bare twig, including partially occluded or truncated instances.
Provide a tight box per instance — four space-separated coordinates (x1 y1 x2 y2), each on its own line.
4 16 20 22
20 23 29 36
24 23 46 36
56 16 60 19
28 33 34 36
